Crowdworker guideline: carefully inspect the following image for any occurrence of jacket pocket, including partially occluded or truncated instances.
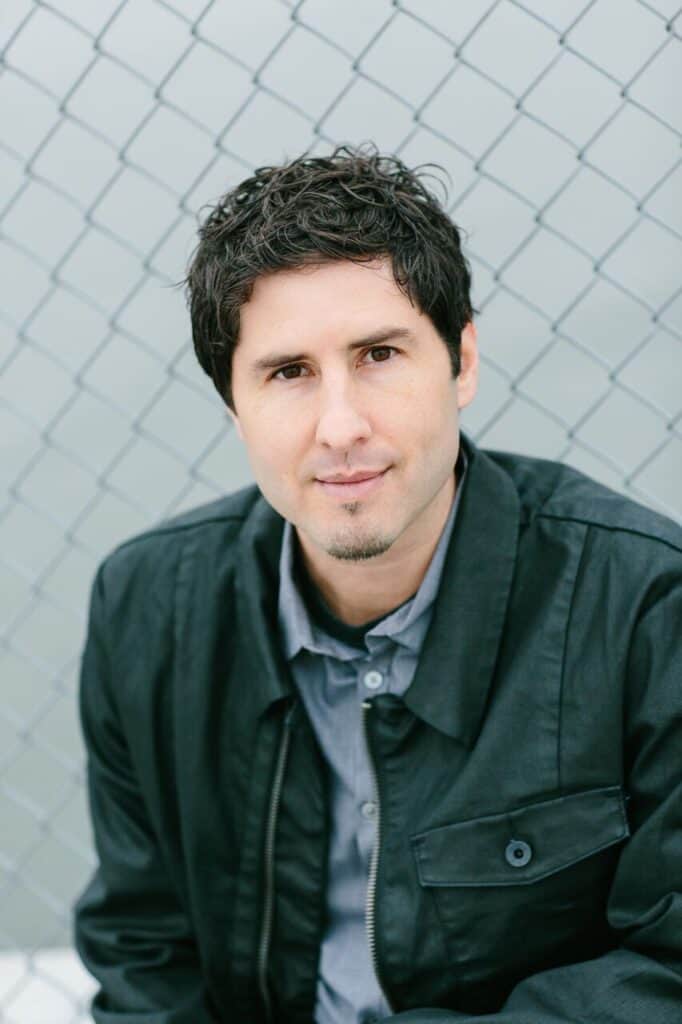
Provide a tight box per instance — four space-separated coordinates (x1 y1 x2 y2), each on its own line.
412 784 629 887
410 785 630 982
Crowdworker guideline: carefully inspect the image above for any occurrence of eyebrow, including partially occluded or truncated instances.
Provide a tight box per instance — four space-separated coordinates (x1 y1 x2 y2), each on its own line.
249 326 415 377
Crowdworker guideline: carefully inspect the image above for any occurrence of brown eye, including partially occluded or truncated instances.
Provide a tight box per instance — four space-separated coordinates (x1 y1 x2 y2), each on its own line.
367 346 396 363
271 346 397 382
273 364 305 380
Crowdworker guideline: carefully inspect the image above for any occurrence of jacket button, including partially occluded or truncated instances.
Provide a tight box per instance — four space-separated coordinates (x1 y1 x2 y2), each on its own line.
505 839 532 868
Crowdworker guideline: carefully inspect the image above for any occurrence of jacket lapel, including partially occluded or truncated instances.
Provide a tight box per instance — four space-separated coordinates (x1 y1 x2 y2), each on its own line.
403 436 521 746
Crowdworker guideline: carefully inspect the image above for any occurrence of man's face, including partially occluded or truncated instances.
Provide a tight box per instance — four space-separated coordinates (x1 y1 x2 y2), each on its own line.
228 258 478 564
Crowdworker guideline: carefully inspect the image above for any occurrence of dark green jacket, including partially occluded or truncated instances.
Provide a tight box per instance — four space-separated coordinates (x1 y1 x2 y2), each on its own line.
74 437 682 1023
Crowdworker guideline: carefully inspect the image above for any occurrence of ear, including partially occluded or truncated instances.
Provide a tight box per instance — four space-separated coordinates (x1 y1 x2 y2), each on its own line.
226 405 244 441
456 321 478 411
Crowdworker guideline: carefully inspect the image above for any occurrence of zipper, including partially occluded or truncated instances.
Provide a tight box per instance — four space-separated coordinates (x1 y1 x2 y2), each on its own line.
362 699 394 1013
257 700 297 1022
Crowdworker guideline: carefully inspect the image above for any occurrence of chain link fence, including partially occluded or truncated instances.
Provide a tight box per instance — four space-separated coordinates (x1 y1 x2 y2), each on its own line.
1 0 681 1020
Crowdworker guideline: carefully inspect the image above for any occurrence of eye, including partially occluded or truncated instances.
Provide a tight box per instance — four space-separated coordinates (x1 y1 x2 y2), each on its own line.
270 345 398 382
272 363 307 381
365 345 396 363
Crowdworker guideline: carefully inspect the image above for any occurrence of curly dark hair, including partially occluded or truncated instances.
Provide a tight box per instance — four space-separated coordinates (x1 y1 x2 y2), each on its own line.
184 143 474 412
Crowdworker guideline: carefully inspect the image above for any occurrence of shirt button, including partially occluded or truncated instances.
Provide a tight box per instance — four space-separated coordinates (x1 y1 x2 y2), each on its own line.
361 801 377 820
363 669 383 690
505 838 532 868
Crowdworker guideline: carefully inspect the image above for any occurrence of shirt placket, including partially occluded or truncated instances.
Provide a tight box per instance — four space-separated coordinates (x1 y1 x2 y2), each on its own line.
354 655 386 864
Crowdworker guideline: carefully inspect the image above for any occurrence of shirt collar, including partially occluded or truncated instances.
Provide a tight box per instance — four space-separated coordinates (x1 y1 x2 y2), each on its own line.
278 447 468 661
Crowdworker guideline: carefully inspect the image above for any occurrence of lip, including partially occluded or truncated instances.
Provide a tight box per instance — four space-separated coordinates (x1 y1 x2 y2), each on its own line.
316 468 389 499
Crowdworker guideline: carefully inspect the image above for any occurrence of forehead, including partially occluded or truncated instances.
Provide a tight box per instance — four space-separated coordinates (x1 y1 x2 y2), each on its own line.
237 258 418 350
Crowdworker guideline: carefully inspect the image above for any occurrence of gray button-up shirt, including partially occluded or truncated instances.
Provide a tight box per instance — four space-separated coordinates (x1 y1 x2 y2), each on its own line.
277 453 467 1024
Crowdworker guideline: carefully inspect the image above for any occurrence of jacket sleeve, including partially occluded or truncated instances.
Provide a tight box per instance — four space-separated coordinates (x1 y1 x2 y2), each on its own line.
387 567 682 1024
73 564 217 1024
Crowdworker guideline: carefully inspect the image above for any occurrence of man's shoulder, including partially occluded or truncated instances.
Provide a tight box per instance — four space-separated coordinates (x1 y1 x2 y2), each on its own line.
97 481 263 589
483 446 682 555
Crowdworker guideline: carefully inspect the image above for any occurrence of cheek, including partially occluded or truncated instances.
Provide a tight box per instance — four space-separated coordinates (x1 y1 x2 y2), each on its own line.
395 379 458 435
256 440 290 481
396 364 453 406
244 417 303 486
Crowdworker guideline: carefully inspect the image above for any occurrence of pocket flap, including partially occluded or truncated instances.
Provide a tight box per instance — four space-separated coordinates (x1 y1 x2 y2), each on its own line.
412 785 629 886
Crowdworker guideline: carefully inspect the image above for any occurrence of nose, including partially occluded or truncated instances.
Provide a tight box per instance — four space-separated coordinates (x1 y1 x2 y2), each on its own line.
314 380 372 451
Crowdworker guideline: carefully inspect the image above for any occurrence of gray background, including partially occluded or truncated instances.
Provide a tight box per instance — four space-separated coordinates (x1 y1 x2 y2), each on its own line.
1 1 681 1020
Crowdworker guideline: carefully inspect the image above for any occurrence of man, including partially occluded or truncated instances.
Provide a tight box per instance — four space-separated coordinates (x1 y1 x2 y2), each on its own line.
74 145 682 1023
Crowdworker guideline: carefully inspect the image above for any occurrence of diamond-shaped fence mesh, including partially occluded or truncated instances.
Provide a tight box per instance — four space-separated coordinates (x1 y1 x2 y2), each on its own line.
1 0 681 1020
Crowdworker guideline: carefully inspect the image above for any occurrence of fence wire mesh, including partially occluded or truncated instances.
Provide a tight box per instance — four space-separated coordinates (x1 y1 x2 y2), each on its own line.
1 0 681 1020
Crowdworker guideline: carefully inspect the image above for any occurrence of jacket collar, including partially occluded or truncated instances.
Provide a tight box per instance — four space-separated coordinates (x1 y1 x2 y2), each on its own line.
234 433 520 742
